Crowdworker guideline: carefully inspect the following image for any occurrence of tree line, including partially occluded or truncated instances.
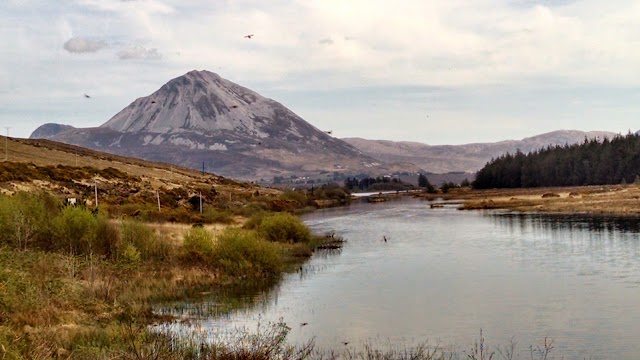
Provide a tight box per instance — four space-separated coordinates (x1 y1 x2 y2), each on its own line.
473 133 640 189
344 176 412 191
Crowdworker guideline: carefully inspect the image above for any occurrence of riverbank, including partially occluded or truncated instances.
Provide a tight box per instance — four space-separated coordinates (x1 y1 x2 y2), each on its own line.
0 192 341 358
416 184 640 215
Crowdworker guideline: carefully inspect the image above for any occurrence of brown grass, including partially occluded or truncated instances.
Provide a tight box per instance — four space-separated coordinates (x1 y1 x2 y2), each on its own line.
0 135 280 201
442 184 640 215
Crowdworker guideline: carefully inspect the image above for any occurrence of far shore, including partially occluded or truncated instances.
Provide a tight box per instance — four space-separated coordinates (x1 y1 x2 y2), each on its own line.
413 184 640 216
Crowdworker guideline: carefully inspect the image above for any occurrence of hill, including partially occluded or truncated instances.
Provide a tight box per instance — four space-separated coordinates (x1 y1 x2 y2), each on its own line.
0 135 323 221
343 130 616 174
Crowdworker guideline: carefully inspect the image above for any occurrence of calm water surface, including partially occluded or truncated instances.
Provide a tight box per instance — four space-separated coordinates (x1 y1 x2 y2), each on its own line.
180 198 640 359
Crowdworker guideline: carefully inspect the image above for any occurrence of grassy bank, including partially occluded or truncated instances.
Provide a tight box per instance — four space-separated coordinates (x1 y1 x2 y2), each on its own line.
416 184 640 216
0 191 339 358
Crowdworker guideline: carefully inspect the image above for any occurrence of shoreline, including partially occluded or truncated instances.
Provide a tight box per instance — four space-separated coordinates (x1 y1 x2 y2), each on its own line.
414 184 640 216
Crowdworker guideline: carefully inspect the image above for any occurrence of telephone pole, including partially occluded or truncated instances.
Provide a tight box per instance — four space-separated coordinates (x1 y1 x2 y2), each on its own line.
4 127 10 161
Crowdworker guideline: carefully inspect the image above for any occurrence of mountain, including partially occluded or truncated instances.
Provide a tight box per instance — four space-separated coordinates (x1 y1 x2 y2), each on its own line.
31 70 416 180
343 130 617 174
30 123 75 139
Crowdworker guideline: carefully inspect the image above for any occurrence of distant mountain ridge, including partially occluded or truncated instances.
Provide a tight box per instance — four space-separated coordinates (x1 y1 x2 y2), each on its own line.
30 123 75 139
343 130 617 174
31 70 416 180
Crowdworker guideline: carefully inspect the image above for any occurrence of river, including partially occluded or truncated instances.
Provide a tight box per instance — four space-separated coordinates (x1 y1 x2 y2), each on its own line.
170 197 640 359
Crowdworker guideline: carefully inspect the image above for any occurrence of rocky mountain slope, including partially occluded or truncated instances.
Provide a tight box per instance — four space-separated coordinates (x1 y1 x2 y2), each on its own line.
31 70 414 181
343 130 617 174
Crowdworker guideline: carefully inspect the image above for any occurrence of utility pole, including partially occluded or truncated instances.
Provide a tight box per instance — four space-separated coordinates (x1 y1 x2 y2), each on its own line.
94 180 98 208
4 127 10 161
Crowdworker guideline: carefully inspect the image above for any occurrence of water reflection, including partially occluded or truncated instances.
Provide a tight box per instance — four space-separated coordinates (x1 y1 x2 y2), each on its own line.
163 199 640 359
490 212 640 290
493 212 640 234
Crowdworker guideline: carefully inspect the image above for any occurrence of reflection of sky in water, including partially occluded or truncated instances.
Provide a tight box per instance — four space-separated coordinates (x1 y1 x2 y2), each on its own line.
162 199 640 359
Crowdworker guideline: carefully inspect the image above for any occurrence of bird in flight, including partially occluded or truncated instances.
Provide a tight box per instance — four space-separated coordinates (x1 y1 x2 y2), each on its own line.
84 94 91 99
326 130 333 135
244 34 254 39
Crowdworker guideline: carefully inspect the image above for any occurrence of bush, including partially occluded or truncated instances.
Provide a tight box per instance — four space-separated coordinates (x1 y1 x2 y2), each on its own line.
122 243 141 264
231 202 269 218
0 192 54 250
243 211 268 230
120 219 168 261
0 194 40 250
259 213 312 243
53 206 98 255
213 228 283 277
182 227 215 263
279 190 309 206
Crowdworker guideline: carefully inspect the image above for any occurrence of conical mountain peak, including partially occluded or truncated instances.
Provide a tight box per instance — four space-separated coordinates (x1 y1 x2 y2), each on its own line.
100 70 285 136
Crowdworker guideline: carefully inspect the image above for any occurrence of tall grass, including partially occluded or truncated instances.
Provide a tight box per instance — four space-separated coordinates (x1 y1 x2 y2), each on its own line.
120 219 171 261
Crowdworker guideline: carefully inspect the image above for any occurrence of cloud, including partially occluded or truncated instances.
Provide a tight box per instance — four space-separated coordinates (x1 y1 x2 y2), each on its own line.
117 45 162 60
63 37 108 53
318 38 334 45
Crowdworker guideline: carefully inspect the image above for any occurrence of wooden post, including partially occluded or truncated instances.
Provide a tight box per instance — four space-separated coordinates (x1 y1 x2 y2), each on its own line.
4 127 10 161
156 190 161 212
94 180 98 208
199 192 203 214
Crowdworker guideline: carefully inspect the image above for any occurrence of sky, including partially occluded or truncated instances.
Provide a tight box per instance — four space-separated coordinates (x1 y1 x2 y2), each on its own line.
1 0 639 145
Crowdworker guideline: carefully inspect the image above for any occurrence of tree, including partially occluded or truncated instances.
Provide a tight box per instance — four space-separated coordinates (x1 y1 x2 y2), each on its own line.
418 174 429 187
418 174 435 193
473 133 640 189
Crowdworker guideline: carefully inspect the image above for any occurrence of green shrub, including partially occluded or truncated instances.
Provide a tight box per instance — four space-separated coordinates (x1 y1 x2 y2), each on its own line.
182 227 215 263
213 228 283 277
242 211 268 230
232 202 269 217
122 244 141 264
120 220 167 261
258 213 312 243
0 192 53 250
53 206 98 255
279 190 309 206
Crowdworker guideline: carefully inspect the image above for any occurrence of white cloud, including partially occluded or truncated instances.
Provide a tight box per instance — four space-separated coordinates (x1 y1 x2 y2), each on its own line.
117 45 162 60
63 37 108 53
2 0 640 142
318 38 334 45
